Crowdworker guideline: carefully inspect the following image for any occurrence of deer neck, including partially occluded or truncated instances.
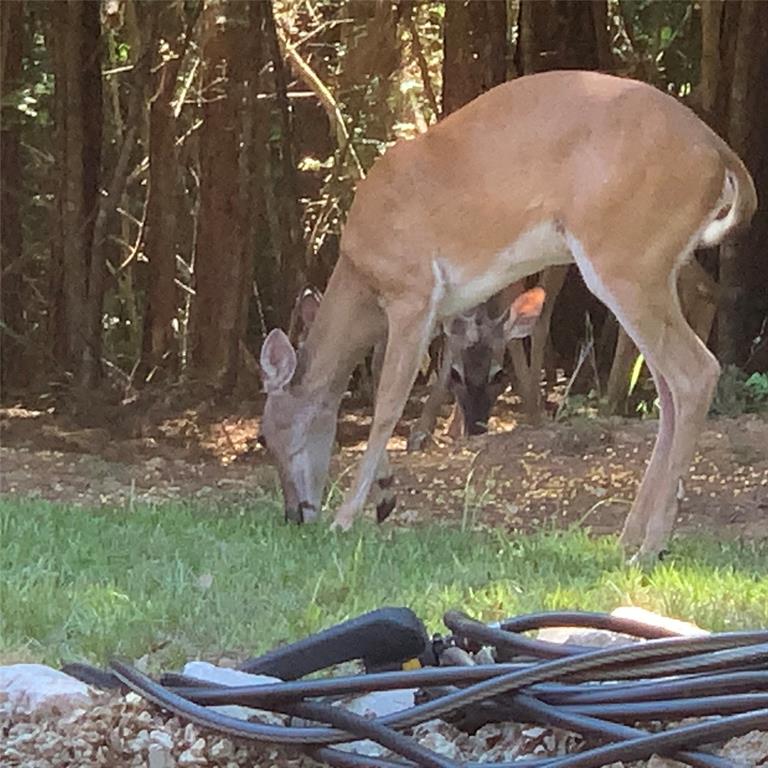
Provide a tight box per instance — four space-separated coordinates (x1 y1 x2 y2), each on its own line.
297 257 384 405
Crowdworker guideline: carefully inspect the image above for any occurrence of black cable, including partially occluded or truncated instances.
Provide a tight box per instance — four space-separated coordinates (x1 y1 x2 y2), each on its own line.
533 707 768 768
499 610 690 639
111 619 768 768
564 692 768 721
444 611 588 659
507 693 732 768
280 700 459 768
375 638 768 729
169 663 531 706
533 670 768 705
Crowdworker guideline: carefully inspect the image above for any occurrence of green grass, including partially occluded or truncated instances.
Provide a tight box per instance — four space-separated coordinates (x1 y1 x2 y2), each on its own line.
1 495 766 670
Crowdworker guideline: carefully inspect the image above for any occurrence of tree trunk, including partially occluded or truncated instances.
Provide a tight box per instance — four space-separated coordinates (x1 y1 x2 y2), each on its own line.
442 0 507 116
139 1 185 384
516 0 605 74
188 0 249 390
510 0 610 418
0 0 26 392
715 0 768 366
49 0 103 386
263 1 305 329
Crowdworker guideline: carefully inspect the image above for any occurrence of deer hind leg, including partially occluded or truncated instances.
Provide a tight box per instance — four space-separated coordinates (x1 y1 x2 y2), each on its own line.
332 297 438 531
575 251 720 559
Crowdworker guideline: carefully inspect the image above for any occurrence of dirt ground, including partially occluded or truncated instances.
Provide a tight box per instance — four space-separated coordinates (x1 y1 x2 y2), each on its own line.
1 388 767 542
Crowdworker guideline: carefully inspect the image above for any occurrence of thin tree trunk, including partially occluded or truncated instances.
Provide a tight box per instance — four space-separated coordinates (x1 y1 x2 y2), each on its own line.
516 0 602 74
188 0 249 390
442 0 507 116
716 0 768 366
139 2 185 384
263 0 308 329
699 0 724 117
511 0 608 418
0 0 26 392
49 0 103 384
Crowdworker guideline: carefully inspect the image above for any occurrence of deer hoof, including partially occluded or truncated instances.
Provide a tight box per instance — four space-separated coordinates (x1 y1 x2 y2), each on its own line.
406 431 429 452
376 496 396 523
627 547 667 570
330 512 355 532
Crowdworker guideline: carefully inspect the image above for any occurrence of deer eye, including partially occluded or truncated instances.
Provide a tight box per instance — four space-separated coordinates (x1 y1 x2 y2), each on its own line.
488 362 505 384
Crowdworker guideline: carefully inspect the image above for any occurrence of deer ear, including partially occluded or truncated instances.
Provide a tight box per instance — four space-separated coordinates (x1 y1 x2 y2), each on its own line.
503 287 546 340
260 329 297 392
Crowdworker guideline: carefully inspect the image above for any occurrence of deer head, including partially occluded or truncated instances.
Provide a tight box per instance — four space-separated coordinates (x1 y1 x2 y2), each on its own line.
444 287 545 435
259 288 337 524
259 328 339 524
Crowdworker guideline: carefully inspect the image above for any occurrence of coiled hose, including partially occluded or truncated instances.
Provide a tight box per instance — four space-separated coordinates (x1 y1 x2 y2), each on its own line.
109 610 768 768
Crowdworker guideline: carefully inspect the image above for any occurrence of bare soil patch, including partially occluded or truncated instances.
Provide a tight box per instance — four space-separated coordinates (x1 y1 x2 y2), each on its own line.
1 390 766 541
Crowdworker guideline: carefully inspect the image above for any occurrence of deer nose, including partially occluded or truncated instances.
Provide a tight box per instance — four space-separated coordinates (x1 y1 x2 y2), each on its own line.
467 422 488 436
285 506 303 524
284 501 318 524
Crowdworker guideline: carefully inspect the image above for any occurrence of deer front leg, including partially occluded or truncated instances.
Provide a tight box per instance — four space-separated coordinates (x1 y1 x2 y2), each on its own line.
332 299 437 531
407 344 452 452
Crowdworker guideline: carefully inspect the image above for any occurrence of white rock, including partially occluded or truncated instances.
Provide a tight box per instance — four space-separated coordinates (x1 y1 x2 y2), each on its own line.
611 606 708 637
343 688 416 719
148 741 176 768
180 661 284 723
536 607 707 648
181 661 280 689
150 729 175 750
0 664 92 716
335 689 417 756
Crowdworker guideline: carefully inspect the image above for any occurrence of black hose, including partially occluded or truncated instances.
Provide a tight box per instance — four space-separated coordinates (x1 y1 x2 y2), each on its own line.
564 692 768 721
507 693 732 768
535 708 768 768
111 615 768 768
161 638 768 733
278 700 459 768
533 670 768 705
375 638 768 729
444 611 589 659
169 663 531 706
584 643 768 681
499 610 691 639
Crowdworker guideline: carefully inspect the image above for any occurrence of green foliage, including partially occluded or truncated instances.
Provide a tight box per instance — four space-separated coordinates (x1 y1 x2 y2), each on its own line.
617 0 701 95
628 353 644 397
554 391 602 422
711 366 768 417
3 497 765 668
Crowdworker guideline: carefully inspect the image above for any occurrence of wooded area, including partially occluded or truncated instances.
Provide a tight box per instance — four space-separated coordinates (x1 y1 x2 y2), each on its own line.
1 0 767 420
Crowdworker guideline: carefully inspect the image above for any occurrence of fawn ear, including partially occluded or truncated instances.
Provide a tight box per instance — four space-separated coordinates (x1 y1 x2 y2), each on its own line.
297 289 321 330
260 329 297 392
503 287 546 340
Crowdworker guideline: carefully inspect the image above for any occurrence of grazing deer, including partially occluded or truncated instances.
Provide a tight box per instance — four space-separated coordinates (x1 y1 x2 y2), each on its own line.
286 282 544 454
258 70 756 559
407 282 545 451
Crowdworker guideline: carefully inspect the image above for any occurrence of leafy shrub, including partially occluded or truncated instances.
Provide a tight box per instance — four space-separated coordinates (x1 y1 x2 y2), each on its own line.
710 365 768 417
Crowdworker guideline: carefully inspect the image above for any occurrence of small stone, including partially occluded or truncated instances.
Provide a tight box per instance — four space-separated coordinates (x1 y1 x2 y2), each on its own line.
210 738 235 758
148 741 176 768
150 729 174 750
178 738 207 766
